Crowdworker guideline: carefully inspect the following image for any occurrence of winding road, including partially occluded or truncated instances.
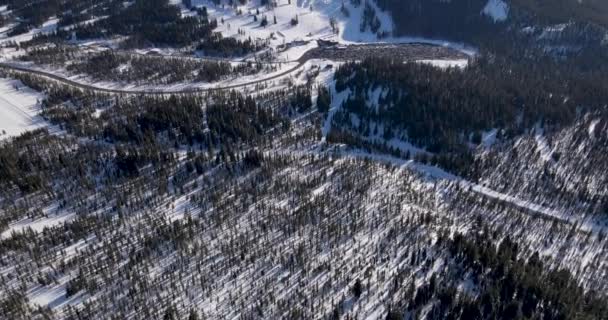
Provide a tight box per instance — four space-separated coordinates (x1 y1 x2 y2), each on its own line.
0 58 308 95
0 43 468 95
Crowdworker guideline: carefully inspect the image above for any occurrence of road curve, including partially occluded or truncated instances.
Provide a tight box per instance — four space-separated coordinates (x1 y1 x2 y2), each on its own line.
0 59 308 95
0 43 467 95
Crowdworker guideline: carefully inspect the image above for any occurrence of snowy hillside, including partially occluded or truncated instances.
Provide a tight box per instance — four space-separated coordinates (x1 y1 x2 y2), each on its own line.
474 114 608 220
0 78 46 139
1 0 608 319
187 0 395 45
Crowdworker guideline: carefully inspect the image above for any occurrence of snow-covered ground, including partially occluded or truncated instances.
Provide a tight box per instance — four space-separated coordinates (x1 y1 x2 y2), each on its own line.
0 202 76 239
191 0 391 44
416 59 469 69
0 17 58 44
482 0 509 22
0 78 46 139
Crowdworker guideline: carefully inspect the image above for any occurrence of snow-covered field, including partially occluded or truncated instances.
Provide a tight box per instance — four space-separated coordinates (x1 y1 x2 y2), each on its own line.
0 17 58 44
416 59 469 69
190 0 392 44
0 78 45 139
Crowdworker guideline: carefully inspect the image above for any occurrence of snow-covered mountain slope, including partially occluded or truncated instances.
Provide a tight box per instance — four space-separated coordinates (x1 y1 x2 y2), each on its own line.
188 0 394 46
322 56 608 240
2 1 608 320
474 113 608 221
1 122 607 319
373 0 608 61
